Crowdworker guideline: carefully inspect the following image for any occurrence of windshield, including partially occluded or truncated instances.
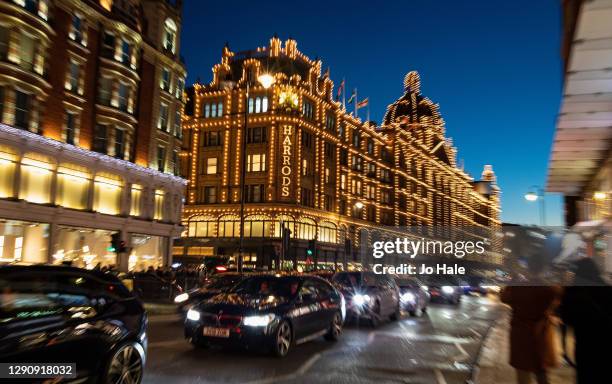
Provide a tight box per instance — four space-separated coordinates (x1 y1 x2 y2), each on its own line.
230 276 298 297
204 275 242 290
333 272 376 288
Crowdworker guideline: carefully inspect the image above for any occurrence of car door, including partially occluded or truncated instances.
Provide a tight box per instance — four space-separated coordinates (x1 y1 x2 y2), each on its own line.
0 270 109 378
311 278 338 331
292 279 321 339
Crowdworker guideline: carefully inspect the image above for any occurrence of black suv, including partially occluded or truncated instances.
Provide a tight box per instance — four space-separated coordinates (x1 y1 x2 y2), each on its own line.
332 271 400 326
184 274 344 357
0 265 147 384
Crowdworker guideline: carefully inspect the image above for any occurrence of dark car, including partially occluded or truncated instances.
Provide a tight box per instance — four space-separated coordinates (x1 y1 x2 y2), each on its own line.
174 273 244 316
332 271 400 326
422 276 462 305
129 272 183 302
395 277 430 316
0 265 147 383
184 274 344 357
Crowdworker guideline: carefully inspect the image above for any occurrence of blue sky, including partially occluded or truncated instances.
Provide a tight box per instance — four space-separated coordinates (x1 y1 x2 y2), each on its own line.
180 0 564 226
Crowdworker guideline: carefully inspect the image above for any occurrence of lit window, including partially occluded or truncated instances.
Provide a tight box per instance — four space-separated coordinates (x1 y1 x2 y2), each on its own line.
56 163 90 210
206 157 217 174
0 146 17 198
19 31 35 71
158 103 169 131
19 154 54 204
163 18 177 53
99 0 113 12
154 190 164 220
130 184 142 216
247 153 266 172
93 173 122 215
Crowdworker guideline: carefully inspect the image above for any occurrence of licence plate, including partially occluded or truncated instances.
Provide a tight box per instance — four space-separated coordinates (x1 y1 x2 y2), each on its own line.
203 327 230 338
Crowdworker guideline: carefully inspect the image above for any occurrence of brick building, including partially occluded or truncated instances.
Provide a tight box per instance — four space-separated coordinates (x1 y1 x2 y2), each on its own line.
0 0 186 271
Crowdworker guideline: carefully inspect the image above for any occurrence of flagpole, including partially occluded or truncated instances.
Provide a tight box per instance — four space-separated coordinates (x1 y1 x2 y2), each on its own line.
342 78 346 110
367 103 370 123
354 88 358 118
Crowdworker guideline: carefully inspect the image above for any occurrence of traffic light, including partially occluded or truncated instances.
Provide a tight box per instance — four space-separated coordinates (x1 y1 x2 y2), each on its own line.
109 233 128 253
109 233 120 253
307 239 316 256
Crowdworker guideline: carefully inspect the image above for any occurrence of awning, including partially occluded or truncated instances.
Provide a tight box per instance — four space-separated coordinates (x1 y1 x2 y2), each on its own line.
547 0 612 196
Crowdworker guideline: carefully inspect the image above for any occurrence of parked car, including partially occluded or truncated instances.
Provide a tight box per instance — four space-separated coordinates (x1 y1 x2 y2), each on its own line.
184 274 344 357
0 265 147 384
128 272 183 301
422 276 462 305
395 277 430 316
332 271 400 326
174 273 244 316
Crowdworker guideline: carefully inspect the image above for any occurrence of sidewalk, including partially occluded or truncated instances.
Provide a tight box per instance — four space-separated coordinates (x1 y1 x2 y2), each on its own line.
473 311 575 384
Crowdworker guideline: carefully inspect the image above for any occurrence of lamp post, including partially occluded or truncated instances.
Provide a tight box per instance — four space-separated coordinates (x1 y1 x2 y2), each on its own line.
238 73 274 274
524 185 546 226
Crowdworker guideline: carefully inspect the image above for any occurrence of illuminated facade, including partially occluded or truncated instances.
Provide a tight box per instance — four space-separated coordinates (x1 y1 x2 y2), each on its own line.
0 0 186 270
180 37 501 269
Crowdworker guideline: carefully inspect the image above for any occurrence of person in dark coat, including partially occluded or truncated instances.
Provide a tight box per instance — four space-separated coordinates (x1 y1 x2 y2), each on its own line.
560 258 612 384
501 285 562 384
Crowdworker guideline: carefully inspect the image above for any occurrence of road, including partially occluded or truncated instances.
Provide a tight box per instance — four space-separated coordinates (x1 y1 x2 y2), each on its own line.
144 295 504 384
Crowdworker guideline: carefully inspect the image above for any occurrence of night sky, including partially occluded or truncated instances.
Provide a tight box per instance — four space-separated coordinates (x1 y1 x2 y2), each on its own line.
180 0 564 226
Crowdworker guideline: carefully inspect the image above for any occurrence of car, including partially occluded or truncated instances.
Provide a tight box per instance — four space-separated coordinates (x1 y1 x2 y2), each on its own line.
395 277 430 316
128 272 183 302
174 273 244 316
0 265 147 384
422 276 462 305
332 271 400 326
184 274 344 357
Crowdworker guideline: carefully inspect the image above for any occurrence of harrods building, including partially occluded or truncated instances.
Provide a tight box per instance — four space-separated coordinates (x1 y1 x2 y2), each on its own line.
179 37 501 270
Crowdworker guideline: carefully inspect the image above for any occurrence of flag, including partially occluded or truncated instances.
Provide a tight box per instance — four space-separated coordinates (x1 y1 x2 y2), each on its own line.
336 79 345 101
347 89 356 104
356 97 369 109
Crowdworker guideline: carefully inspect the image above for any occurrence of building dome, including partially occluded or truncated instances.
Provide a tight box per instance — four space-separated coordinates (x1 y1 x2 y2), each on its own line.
383 71 442 126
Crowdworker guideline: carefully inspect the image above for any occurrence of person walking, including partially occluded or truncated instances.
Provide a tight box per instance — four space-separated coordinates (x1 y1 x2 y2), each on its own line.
560 258 612 384
501 282 562 384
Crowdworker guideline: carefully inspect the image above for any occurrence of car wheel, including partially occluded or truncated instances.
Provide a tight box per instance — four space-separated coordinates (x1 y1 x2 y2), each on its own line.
409 309 418 317
325 312 343 342
421 305 427 314
104 342 144 384
272 320 292 357
370 301 381 327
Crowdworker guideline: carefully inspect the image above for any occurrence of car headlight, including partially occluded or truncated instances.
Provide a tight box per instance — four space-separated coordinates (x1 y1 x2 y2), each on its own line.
422 286 429 292
174 293 189 303
401 292 416 303
186 309 201 321
243 314 275 327
442 286 454 294
352 294 371 307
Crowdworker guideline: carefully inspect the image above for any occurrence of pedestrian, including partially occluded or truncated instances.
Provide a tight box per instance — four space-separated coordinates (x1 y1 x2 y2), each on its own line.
501 260 562 384
559 258 612 384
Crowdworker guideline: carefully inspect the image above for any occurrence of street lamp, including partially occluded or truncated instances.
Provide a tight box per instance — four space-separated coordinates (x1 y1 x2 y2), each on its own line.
238 73 275 274
524 185 546 226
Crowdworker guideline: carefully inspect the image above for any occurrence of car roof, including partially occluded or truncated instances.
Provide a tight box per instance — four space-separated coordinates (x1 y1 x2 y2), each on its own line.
0 264 120 282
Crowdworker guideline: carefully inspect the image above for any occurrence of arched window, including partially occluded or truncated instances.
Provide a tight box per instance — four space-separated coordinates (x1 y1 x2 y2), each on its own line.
319 222 338 244
248 98 254 113
296 217 316 240
217 102 223 117
211 103 217 117
255 97 262 113
274 215 295 238
218 215 240 238
163 18 177 53
187 215 217 237
244 214 272 238
204 103 210 118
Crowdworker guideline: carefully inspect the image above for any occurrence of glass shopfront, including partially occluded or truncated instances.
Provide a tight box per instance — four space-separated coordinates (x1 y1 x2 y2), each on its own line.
0 219 49 264
129 234 167 272
52 226 117 269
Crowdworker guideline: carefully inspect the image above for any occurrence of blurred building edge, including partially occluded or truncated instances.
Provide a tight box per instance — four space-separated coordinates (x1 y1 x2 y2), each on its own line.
546 0 611 273
0 0 187 272
178 37 502 271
